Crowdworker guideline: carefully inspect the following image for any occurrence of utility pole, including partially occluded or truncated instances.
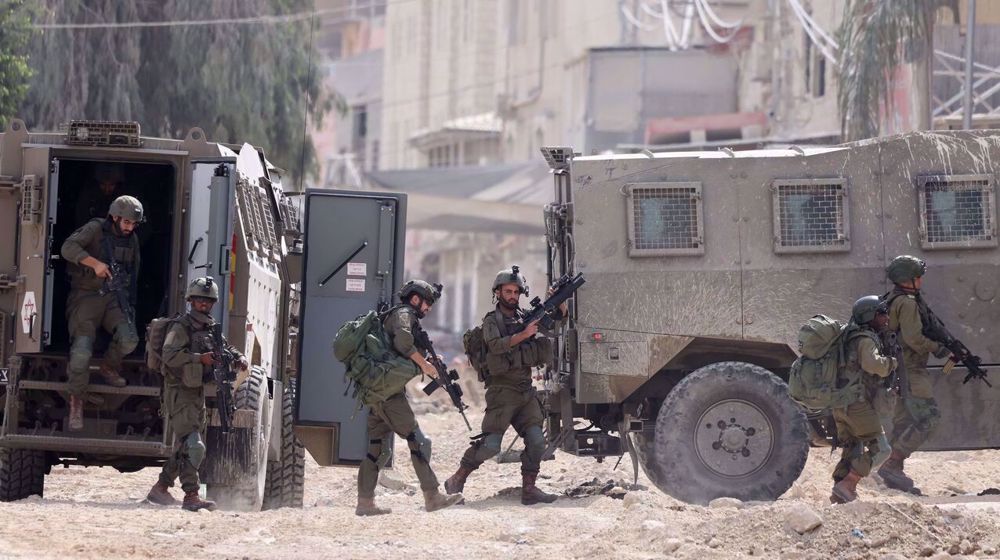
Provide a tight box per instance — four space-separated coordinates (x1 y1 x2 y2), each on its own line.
963 0 977 130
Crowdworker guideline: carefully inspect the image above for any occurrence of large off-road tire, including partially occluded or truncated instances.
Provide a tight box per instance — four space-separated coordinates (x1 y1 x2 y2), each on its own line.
0 448 47 501
206 367 270 511
261 385 304 510
635 361 808 505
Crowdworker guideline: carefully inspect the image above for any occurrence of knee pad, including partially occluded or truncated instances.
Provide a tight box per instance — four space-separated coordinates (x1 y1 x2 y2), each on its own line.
407 429 432 463
114 322 139 353
68 336 94 372
522 425 546 462
183 432 207 469
480 433 503 454
366 438 393 468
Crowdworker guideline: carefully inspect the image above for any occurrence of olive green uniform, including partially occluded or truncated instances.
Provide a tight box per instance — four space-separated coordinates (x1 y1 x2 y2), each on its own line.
156 312 243 494
458 307 559 475
832 332 895 481
60 218 140 397
357 305 440 500
886 289 943 457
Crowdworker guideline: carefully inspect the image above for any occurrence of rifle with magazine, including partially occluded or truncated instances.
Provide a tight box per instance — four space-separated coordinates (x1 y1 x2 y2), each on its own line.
413 328 473 431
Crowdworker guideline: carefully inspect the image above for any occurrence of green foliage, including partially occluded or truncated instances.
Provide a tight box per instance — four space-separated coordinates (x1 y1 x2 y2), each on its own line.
835 0 938 141
0 0 35 125
19 0 333 183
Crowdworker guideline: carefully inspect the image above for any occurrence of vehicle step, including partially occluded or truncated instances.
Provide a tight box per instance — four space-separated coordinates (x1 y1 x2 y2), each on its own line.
0 434 171 457
16 380 160 397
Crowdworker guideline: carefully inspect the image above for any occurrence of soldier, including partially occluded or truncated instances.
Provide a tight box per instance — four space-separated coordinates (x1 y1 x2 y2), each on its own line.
445 266 566 505
60 195 144 431
830 296 897 504
878 255 951 493
355 280 463 516
146 277 248 511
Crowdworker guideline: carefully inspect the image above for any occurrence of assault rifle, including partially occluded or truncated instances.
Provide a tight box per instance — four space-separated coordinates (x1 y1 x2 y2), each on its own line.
414 328 472 431
98 261 135 326
882 331 911 400
512 272 586 334
916 294 991 387
208 323 237 433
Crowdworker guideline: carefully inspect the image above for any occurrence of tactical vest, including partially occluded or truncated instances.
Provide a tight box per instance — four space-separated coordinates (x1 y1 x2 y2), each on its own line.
162 314 214 387
67 218 139 292
484 308 551 390
841 328 884 392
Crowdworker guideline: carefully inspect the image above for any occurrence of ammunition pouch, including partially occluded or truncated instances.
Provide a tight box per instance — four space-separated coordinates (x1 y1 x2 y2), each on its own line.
181 362 204 388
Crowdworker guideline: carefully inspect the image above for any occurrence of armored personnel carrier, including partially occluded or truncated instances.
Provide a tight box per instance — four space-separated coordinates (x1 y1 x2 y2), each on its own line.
538 131 999 504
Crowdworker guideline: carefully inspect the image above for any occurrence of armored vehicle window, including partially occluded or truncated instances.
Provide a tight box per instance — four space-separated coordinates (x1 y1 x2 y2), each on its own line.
917 175 997 250
771 178 850 254
625 182 704 257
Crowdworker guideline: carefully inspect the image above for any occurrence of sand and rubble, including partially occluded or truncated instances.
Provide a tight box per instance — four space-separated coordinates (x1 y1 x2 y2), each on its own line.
1 397 999 560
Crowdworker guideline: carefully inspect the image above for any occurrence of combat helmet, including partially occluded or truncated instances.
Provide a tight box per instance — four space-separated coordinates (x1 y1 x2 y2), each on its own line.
108 195 145 223
886 255 926 285
187 277 219 301
398 279 443 305
851 295 887 325
492 265 529 296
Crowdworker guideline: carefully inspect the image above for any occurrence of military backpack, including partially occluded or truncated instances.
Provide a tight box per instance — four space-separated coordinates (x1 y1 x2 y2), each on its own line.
333 307 420 406
145 314 183 373
787 315 868 411
462 324 489 383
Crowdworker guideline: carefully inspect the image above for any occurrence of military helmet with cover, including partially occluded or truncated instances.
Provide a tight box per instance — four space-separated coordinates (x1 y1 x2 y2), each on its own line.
108 195 145 223
492 265 529 296
187 277 219 301
398 279 443 305
851 295 887 325
886 255 926 284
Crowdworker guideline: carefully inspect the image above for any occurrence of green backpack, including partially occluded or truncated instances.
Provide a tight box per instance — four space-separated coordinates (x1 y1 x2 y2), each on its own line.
787 315 866 411
462 324 489 383
333 308 420 406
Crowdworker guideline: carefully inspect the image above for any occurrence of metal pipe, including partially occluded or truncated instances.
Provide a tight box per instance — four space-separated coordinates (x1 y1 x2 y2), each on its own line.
963 0 977 130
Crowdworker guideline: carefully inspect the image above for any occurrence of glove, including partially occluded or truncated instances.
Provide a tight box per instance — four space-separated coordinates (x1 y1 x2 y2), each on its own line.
933 345 952 359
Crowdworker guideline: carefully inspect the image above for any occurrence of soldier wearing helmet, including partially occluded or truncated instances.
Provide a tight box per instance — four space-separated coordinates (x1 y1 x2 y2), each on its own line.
877 255 952 494
146 277 247 512
828 296 897 504
355 279 462 516
445 265 568 506
59 195 146 431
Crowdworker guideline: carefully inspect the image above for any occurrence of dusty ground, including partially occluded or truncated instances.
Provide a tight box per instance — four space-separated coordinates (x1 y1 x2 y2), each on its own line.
1 400 999 560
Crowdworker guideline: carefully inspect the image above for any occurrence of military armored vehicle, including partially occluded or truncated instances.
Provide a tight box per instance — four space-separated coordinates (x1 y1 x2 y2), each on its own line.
0 118 409 507
0 119 309 508
538 131 999 504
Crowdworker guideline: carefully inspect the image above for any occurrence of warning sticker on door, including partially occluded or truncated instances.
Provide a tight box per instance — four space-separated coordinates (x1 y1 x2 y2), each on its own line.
20 291 36 334
346 278 366 292
347 262 367 276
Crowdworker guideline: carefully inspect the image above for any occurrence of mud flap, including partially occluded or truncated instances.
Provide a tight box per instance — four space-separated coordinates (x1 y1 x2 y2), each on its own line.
199 409 258 484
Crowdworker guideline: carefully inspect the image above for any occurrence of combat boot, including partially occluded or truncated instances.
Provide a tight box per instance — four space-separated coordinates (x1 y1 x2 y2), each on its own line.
146 482 179 506
99 365 128 387
182 491 216 512
423 489 463 512
444 465 475 495
521 472 558 505
355 497 391 516
830 470 862 504
878 450 916 492
68 395 84 432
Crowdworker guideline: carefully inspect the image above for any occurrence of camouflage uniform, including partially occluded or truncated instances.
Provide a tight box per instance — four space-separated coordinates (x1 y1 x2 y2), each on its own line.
885 288 943 456
60 217 140 397
156 311 242 495
832 332 895 481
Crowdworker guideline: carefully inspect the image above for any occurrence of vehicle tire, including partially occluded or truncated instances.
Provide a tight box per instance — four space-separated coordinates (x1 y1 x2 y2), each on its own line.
261 385 304 510
206 367 270 511
638 361 808 504
0 448 47 501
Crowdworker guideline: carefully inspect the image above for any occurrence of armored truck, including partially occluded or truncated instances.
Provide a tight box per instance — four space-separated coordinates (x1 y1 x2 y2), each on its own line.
538 131 999 504
0 119 309 509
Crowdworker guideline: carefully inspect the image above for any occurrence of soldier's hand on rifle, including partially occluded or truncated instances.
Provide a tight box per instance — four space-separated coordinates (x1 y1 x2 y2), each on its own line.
523 320 540 338
199 352 216 366
547 287 569 316
236 356 249 371
933 345 953 360
82 257 112 279
420 361 439 379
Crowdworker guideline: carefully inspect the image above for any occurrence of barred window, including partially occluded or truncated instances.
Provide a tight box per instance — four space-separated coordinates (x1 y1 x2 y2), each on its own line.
772 178 850 253
917 175 996 249
625 182 704 257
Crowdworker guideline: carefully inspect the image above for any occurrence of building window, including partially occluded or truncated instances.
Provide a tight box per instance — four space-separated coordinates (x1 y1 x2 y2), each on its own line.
772 178 850 253
625 182 704 257
917 175 997 249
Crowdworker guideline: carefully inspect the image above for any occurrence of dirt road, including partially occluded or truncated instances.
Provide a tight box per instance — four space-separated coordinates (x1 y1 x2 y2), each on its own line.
1 405 998 559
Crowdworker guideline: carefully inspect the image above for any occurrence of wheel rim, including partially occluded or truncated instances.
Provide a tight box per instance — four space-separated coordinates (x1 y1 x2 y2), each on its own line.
694 399 774 478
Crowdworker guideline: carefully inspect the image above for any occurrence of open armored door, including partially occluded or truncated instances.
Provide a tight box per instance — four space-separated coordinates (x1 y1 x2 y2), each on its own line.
187 156 237 330
295 189 406 466
14 147 56 352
